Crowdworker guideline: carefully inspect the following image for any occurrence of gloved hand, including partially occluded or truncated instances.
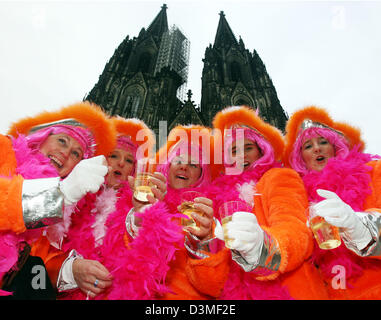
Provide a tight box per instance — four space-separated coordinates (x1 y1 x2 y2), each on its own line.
60 155 108 205
313 189 373 250
216 211 264 266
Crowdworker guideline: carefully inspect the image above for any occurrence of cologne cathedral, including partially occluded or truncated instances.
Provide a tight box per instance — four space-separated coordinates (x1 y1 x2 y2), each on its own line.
85 4 288 140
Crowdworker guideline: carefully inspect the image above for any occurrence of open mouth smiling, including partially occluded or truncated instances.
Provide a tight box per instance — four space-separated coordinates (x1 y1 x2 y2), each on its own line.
176 174 188 181
49 155 63 169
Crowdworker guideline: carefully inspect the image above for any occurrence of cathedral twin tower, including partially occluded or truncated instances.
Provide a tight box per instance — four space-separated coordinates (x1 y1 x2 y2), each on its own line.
85 4 288 138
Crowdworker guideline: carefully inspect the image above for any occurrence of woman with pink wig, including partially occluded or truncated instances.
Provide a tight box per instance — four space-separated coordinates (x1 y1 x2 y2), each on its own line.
284 105 381 299
49 116 183 300
0 102 114 299
137 124 233 300
209 105 329 300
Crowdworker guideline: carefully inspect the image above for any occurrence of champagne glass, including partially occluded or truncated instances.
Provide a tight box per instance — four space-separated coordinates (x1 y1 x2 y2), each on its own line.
308 203 341 250
179 191 204 231
133 157 156 203
218 200 252 249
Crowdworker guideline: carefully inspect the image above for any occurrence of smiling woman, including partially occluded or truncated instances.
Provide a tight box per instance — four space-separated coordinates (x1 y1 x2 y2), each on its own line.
206 105 330 300
156 124 212 189
39 133 84 178
0 101 115 299
230 138 262 171
168 154 202 189
2 101 115 232
42 116 180 301
150 124 233 300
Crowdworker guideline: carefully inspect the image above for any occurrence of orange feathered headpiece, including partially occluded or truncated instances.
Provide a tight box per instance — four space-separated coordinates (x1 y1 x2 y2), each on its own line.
212 105 284 161
7 101 116 157
283 105 364 167
111 116 155 158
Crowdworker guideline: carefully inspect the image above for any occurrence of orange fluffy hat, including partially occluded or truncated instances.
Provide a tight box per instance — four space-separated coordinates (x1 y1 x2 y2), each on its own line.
111 116 155 158
283 105 364 167
7 101 116 157
212 105 284 161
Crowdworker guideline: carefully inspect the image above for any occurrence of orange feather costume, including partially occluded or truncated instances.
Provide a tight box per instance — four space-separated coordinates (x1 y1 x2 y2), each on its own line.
0 102 115 295
155 124 231 300
20 102 116 289
208 106 328 300
283 105 381 299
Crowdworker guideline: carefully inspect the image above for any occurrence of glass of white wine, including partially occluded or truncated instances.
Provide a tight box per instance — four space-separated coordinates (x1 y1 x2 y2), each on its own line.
218 200 252 249
133 157 156 203
308 202 341 250
179 191 204 231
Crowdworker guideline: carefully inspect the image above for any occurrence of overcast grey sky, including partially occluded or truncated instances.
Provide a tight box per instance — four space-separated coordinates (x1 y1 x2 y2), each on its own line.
1 0 380 154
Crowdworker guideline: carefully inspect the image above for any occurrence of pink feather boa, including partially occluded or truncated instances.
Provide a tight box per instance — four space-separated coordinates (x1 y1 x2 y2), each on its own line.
12 134 58 179
302 147 381 280
0 233 20 296
60 184 183 300
0 134 59 296
207 163 292 300
61 188 112 260
102 198 183 300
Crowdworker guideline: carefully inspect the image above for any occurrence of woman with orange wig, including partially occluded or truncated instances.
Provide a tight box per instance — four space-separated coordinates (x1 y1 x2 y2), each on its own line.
283 105 381 299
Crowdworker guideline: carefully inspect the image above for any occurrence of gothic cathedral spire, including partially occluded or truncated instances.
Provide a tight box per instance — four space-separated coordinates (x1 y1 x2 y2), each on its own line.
85 4 190 140
85 5 288 148
214 11 238 49
146 3 169 43
201 11 288 131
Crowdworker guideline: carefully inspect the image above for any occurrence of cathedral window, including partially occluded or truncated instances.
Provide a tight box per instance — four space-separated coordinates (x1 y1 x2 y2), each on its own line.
119 85 144 117
236 98 247 105
131 96 141 116
122 95 140 117
138 52 152 73
230 61 242 82
232 93 253 107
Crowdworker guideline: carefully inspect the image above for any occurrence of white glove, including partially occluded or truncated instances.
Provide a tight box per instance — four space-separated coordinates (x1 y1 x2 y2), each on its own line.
313 189 373 250
60 155 108 205
217 211 264 266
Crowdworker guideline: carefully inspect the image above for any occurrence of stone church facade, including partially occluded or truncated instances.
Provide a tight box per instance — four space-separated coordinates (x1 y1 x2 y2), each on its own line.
85 4 288 142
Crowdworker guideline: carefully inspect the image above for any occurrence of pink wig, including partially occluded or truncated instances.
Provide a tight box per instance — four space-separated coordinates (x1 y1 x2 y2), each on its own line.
25 124 95 159
156 140 211 189
289 127 350 175
224 127 276 174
